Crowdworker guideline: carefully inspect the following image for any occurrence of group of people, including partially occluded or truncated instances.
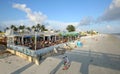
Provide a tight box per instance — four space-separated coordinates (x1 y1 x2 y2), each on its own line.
14 37 69 50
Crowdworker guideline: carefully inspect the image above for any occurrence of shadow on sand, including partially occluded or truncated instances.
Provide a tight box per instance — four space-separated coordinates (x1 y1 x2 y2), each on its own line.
11 63 34 74
52 49 120 74
10 49 120 74
50 61 63 74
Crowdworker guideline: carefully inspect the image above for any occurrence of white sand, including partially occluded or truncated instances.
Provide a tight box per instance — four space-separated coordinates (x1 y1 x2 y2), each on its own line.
0 34 120 74
80 34 120 55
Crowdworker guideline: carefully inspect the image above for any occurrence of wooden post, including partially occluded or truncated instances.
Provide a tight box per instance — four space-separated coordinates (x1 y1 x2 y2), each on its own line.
55 35 56 41
49 36 51 41
35 32 37 50
22 35 24 45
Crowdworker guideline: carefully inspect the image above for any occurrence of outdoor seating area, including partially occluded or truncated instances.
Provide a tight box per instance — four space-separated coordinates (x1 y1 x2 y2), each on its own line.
5 29 80 57
13 35 71 50
6 29 79 50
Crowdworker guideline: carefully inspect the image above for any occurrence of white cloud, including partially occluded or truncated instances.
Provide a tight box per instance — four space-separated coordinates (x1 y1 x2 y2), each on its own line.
13 3 47 24
105 25 120 33
45 20 79 31
106 25 114 30
78 17 94 26
99 0 120 21
4 1 118 33
97 25 119 33
1 19 34 27
0 24 6 31
109 0 120 9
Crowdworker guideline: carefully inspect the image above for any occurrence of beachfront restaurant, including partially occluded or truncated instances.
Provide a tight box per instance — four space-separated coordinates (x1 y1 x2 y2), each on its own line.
5 29 81 64
6 29 65 56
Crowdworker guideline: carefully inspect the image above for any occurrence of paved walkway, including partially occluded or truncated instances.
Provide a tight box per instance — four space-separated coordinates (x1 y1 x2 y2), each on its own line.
1 34 120 74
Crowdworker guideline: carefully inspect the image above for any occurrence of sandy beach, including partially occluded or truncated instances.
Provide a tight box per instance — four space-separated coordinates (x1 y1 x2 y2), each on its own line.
0 34 120 74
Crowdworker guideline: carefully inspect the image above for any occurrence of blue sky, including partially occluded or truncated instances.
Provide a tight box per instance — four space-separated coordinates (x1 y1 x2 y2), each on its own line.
0 0 120 33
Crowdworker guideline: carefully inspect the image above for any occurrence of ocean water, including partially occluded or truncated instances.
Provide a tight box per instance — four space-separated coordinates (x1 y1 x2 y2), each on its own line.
112 33 120 39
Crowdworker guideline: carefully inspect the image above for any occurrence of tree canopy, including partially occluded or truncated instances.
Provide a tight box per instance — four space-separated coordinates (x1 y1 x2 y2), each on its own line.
32 25 36 29
36 24 48 31
10 25 15 29
0 30 2 33
26 27 31 31
36 24 41 30
10 25 18 31
5 23 48 32
66 25 75 32
19 25 25 30
41 25 48 31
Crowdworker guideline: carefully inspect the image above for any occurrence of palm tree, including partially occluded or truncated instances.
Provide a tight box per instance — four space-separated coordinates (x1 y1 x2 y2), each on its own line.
18 25 25 34
10 25 15 29
4 27 9 32
0 30 2 33
14 26 18 31
32 25 36 29
36 24 41 31
10 25 18 31
41 25 45 32
26 27 31 31
5 27 9 30
19 25 25 30
41 25 48 31
31 25 36 32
